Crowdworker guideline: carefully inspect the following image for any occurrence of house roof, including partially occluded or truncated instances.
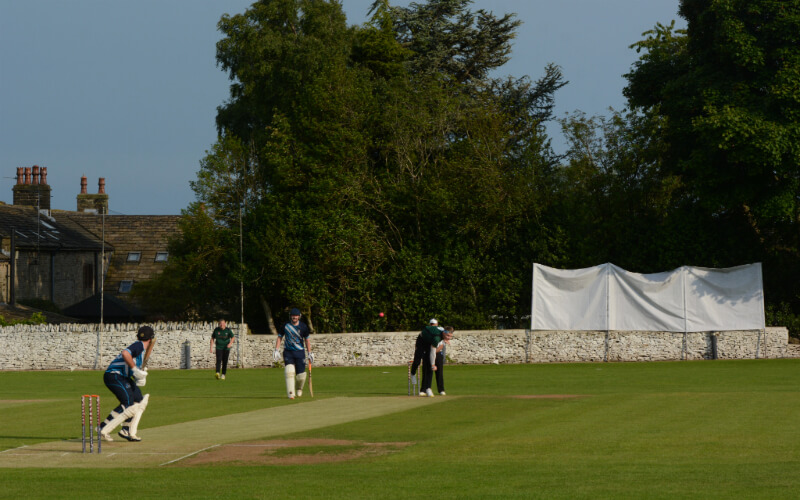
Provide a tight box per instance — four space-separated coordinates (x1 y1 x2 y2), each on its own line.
61 292 143 321
56 213 181 295
0 204 103 251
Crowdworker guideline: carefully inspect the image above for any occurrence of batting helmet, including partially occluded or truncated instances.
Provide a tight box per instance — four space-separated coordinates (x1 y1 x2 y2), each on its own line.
137 325 155 341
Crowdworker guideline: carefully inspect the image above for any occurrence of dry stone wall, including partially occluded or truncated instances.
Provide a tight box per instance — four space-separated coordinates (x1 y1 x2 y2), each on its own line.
0 323 790 371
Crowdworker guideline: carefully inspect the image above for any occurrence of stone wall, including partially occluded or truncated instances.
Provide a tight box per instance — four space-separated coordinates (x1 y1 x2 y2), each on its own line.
0 323 790 371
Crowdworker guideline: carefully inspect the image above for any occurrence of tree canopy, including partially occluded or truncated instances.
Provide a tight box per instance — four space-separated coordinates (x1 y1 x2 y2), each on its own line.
137 0 800 336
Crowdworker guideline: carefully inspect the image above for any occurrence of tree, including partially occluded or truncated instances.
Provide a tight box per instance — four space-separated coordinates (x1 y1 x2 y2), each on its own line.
624 0 800 316
144 0 567 331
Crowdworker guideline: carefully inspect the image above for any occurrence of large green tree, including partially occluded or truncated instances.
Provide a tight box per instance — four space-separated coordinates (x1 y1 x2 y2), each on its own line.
157 0 566 331
623 0 800 311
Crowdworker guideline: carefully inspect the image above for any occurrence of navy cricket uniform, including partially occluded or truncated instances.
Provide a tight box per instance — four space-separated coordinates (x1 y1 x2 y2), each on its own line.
279 321 311 372
104 341 145 413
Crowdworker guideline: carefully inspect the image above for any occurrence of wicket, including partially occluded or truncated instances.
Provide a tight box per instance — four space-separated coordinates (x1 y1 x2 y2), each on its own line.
407 361 419 396
81 394 101 453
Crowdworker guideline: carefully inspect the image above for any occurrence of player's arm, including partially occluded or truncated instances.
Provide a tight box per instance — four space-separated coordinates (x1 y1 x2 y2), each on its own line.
122 349 135 369
227 331 235 349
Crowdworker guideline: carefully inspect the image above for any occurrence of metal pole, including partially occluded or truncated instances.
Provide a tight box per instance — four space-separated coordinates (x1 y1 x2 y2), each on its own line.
239 204 244 368
98 211 105 370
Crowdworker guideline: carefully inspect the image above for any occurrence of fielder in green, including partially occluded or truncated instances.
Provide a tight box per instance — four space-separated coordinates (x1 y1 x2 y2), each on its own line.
210 319 235 380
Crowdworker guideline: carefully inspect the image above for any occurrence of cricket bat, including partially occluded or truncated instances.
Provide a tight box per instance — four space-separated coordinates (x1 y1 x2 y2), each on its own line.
142 337 156 369
307 361 314 398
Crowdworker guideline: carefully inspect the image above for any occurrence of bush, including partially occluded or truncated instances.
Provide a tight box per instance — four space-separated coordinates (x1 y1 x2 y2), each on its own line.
0 312 48 326
766 302 800 341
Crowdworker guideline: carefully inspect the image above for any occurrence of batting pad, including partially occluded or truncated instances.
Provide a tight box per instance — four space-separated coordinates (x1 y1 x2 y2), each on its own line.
0 397 443 468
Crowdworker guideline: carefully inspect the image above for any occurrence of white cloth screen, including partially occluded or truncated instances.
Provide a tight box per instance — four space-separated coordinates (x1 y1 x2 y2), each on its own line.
531 263 764 332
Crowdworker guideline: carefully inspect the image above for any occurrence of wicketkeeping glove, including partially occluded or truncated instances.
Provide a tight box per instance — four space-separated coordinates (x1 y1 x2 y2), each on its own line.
273 349 281 362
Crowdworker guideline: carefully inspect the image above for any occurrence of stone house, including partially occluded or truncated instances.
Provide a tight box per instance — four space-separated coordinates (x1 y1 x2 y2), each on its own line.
0 166 180 319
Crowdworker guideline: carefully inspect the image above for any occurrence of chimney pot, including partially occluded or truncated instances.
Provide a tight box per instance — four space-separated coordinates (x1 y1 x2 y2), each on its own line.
41 167 48 185
80 176 87 194
16 167 23 185
32 166 40 185
24 168 31 185
98 177 106 194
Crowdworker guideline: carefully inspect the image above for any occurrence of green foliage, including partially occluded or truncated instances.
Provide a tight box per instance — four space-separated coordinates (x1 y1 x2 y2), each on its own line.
0 311 47 326
766 302 800 340
149 0 567 331
130 202 241 320
623 0 800 309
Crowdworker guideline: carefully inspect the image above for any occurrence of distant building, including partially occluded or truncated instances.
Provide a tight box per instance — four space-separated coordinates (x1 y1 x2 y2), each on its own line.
0 166 180 320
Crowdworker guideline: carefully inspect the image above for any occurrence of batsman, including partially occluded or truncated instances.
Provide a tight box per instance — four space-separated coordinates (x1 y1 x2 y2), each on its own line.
273 308 313 399
99 325 155 442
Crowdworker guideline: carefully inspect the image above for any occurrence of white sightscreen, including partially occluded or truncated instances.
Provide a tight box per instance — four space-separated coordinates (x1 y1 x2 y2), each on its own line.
531 263 765 332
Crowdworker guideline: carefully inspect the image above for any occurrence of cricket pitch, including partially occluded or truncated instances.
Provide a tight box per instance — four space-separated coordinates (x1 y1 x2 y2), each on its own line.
0 396 441 468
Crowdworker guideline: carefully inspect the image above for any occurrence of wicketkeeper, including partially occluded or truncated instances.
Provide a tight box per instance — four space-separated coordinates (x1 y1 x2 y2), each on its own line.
99 325 154 442
273 308 314 399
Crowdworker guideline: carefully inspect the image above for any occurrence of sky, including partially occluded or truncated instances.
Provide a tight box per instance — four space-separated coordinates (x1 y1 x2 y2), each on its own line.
0 0 685 215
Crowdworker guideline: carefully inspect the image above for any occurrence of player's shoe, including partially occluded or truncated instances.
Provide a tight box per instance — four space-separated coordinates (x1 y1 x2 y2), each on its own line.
297 389 302 397
426 389 434 397
118 428 142 442
439 391 446 396
221 374 226 380
99 430 114 442
419 392 426 397
215 372 220 379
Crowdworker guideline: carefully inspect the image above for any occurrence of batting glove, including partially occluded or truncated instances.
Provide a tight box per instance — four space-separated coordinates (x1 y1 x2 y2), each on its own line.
308 352 315 364
273 349 281 362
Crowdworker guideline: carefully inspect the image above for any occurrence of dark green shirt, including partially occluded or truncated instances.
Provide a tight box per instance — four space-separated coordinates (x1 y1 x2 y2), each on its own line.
212 327 235 351
420 325 443 347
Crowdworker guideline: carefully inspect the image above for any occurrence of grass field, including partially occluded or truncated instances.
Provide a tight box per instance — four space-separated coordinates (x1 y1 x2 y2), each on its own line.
1 360 800 499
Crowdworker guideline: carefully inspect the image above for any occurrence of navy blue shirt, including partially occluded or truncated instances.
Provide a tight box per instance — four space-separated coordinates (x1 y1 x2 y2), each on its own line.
105 341 145 377
278 321 311 351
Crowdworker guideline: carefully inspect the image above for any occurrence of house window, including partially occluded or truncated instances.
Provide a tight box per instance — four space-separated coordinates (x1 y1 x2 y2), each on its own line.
127 252 141 262
83 264 94 290
119 280 133 293
155 252 169 262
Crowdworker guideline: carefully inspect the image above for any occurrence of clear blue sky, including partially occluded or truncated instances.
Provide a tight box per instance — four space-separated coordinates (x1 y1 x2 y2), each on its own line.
0 0 684 215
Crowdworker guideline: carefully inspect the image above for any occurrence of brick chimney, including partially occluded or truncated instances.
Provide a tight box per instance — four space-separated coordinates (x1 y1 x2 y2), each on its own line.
77 176 109 214
13 165 51 210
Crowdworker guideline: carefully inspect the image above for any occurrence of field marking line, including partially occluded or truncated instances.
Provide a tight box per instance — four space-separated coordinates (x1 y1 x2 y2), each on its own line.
160 444 220 467
0 445 28 454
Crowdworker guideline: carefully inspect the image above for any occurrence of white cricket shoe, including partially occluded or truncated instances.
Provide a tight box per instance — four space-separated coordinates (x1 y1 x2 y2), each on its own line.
118 428 142 442
439 391 446 396
297 389 302 397
221 374 226 380
99 430 114 442
426 389 434 397
419 392 426 397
